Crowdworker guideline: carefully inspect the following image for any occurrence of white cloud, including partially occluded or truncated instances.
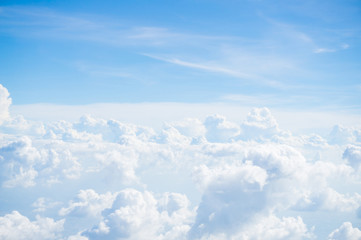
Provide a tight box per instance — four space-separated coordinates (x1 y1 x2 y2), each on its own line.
68 233 89 240
0 115 46 136
11 102 361 134
190 163 269 238
59 189 116 218
314 48 336 53
169 118 206 139
0 136 40 188
1 84 361 239
328 222 361 240
189 140 361 239
343 145 361 170
240 107 285 141
143 54 283 88
193 163 268 192
293 188 361 212
32 197 61 213
0 211 64 240
0 135 83 187
156 125 191 145
204 114 240 142
234 215 313 240
82 188 194 240
0 84 11 125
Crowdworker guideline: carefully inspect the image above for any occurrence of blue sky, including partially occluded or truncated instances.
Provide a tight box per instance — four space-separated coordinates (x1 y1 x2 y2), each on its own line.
1 0 360 110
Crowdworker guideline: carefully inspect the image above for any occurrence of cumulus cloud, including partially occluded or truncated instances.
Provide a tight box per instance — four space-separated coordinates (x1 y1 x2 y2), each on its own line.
83 188 194 240
59 189 116 218
204 114 240 142
169 118 206 139
189 144 308 238
0 211 64 240
240 107 283 141
32 197 61 213
190 164 268 238
0 115 46 136
189 140 361 239
293 188 361 212
328 222 361 240
0 136 40 187
0 84 361 239
73 115 155 144
0 136 82 187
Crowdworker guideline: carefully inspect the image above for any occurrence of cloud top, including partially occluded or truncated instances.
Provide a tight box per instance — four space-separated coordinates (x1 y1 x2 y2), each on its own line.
0 85 360 239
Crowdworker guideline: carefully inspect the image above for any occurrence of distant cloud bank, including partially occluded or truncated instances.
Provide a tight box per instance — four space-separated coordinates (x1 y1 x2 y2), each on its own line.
0 84 361 239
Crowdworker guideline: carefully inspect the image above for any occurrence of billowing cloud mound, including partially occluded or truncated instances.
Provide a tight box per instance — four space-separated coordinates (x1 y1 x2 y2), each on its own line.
328 222 361 240
0 211 64 240
240 107 281 140
204 114 240 142
0 84 361 239
74 189 194 240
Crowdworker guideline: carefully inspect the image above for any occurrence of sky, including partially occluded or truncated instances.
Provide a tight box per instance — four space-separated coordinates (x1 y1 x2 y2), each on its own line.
1 0 361 240
0 0 361 108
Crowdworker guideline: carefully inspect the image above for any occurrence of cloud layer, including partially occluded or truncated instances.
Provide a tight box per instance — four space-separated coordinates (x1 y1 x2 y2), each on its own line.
0 84 361 239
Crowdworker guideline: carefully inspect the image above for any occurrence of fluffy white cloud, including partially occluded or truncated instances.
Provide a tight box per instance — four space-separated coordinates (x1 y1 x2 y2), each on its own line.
204 114 240 142
0 84 11 125
0 115 46 136
1 84 361 239
193 163 268 191
189 140 361 239
293 188 361 212
328 222 361 240
73 115 155 144
169 118 206 139
156 125 191 145
190 164 269 238
0 211 64 240
59 189 116 218
0 136 40 187
82 188 194 240
32 197 61 213
0 136 82 187
240 107 284 141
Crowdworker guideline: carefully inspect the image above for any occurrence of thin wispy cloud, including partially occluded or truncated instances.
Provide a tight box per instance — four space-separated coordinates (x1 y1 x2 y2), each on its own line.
314 43 351 54
142 53 290 89
313 48 336 53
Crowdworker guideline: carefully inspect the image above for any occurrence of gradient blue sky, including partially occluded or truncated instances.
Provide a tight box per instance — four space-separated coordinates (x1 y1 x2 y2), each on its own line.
1 0 360 111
